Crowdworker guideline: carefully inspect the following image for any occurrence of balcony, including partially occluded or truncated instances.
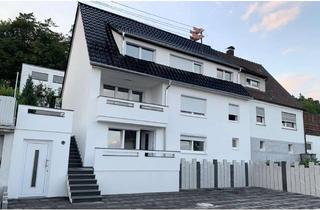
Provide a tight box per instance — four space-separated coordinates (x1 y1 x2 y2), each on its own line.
96 96 168 127
0 96 16 130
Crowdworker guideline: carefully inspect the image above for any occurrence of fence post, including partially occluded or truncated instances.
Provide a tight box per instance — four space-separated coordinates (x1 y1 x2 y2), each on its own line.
281 161 287 192
196 161 201 189
213 159 218 188
230 163 234 188
179 160 182 189
245 162 249 187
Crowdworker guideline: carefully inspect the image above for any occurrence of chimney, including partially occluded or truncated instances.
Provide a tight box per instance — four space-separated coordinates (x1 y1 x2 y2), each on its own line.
226 46 235 56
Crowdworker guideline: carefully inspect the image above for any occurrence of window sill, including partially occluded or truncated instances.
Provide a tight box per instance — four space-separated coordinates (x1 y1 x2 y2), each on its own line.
259 149 265 152
232 147 239 151
256 123 266 126
282 127 297 131
180 113 206 119
229 120 239 123
180 151 207 155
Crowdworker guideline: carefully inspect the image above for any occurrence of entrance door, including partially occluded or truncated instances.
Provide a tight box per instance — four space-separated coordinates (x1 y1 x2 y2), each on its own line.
140 130 154 151
21 142 50 197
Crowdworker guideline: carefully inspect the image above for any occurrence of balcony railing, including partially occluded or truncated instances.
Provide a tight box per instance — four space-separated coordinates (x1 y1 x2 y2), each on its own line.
96 96 169 127
0 96 16 128
94 148 180 171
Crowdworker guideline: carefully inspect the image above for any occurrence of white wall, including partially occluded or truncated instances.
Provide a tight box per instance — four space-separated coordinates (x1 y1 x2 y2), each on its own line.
166 85 251 161
19 63 64 95
0 133 14 192
250 100 304 143
306 135 320 158
7 105 73 199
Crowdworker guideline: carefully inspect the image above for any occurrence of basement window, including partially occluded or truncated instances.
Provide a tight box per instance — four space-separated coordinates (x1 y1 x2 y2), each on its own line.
232 138 239 149
288 144 293 153
259 141 265 151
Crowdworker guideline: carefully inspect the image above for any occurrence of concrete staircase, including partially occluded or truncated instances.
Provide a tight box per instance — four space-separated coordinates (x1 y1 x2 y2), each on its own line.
67 137 102 203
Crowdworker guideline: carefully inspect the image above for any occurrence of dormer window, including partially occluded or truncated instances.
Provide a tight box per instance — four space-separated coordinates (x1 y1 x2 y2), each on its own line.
126 42 154 62
246 78 260 89
217 69 233 82
170 54 202 74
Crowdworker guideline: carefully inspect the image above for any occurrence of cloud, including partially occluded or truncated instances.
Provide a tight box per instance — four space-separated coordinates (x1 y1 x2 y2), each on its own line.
250 6 300 32
242 2 259 20
242 2 301 33
277 73 320 100
281 47 300 55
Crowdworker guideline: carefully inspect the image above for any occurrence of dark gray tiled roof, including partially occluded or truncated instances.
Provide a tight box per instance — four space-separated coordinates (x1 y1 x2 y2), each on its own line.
78 3 301 108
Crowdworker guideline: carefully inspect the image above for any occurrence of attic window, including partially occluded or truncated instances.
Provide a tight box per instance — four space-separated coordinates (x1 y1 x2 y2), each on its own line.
246 78 260 89
126 42 154 62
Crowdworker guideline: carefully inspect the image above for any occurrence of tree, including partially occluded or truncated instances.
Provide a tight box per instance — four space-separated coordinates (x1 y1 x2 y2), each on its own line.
297 94 320 114
19 76 37 106
0 13 70 85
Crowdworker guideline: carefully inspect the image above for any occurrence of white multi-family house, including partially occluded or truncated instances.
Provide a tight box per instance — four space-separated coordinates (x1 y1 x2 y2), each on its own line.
19 63 65 95
0 2 306 203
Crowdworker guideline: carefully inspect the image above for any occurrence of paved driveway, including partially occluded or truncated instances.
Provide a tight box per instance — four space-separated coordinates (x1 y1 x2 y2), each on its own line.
8 187 320 209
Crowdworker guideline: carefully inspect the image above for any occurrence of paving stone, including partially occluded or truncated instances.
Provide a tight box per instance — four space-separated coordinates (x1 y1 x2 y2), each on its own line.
7 187 320 209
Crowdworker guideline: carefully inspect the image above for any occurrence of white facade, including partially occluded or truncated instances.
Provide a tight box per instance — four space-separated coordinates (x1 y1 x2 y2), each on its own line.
306 135 320 158
19 63 65 95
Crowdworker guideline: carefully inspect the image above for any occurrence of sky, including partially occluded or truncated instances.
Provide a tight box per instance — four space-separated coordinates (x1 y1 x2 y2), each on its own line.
0 1 319 100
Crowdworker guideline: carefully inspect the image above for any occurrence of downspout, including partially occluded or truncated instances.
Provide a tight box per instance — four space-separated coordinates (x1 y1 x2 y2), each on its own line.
238 67 242 84
164 80 172 106
121 32 126 55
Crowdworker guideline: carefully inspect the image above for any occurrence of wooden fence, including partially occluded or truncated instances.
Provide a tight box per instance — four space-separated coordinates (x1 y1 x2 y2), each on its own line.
180 159 320 198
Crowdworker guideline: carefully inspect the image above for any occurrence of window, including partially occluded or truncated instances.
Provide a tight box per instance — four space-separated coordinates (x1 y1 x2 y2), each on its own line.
306 142 312 151
132 91 143 102
181 95 206 116
107 129 138 150
170 55 202 74
288 144 293 153
126 43 154 62
103 85 116 97
232 138 239 149
282 112 297 129
116 87 129 100
180 135 205 152
217 69 233 82
246 78 260 89
103 85 143 102
256 107 265 125
259 141 265 151
124 130 137 150
31 71 48 81
107 129 123 149
0 135 3 167
229 104 239 121
52 75 63 84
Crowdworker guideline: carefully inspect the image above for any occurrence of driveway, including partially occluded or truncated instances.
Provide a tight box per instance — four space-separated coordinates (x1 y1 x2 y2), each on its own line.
8 187 320 209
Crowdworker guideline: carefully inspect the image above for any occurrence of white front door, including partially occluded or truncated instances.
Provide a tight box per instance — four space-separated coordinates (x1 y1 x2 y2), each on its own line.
21 142 50 197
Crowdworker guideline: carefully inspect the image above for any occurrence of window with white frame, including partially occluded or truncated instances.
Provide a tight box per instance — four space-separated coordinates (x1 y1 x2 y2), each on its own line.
107 129 137 150
306 142 312 151
217 69 233 82
281 112 297 129
52 75 64 84
0 135 3 167
232 138 239 149
259 141 265 151
256 107 265 125
170 55 202 74
246 78 260 89
180 95 206 116
126 43 155 62
229 104 239 121
288 144 293 153
103 85 143 102
180 135 205 152
31 71 48 81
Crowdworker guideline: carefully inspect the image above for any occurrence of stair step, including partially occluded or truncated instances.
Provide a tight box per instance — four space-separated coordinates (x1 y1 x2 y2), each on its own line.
71 195 102 203
71 189 101 196
69 159 82 163
69 163 82 168
69 179 97 185
68 174 95 179
68 170 93 175
69 184 99 190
